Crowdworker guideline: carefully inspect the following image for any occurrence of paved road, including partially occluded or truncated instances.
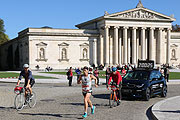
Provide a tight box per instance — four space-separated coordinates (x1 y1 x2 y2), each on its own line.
0 82 180 120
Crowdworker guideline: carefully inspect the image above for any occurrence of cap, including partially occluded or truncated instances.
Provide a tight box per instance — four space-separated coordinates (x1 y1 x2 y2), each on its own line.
23 64 29 68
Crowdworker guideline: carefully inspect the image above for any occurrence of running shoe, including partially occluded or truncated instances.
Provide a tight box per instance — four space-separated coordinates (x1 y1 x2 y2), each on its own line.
91 106 95 114
82 112 87 118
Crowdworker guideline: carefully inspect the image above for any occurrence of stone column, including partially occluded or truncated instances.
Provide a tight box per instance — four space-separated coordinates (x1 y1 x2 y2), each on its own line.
141 27 146 60
132 27 137 64
166 28 171 64
93 39 97 66
104 26 110 66
127 29 131 64
145 30 148 59
99 33 104 65
149 27 155 61
136 29 139 61
119 29 122 65
114 26 119 65
123 27 128 64
157 28 163 64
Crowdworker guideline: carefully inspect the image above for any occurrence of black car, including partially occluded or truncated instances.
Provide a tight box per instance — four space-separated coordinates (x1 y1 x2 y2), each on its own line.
122 69 167 101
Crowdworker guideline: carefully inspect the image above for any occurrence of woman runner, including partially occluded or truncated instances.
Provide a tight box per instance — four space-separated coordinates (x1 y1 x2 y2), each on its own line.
78 66 98 118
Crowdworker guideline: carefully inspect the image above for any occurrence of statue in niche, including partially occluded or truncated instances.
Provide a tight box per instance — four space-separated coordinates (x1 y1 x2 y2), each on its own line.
39 48 45 59
83 48 87 59
62 48 67 59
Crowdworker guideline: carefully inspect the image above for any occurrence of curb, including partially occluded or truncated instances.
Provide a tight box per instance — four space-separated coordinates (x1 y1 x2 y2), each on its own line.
151 96 180 120
0 77 18 79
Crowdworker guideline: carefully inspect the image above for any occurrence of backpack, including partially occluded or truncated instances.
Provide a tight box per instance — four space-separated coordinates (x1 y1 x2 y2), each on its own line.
66 71 70 76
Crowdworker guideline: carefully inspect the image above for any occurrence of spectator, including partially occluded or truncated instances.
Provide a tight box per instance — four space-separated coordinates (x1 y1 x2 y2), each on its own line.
35 65 40 71
93 67 100 86
160 68 164 76
106 66 111 86
67 67 73 86
166 67 170 82
89 67 93 74
75 67 81 83
121 67 126 77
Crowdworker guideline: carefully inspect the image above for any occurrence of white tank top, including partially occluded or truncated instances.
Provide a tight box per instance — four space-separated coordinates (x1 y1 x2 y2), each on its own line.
82 74 92 93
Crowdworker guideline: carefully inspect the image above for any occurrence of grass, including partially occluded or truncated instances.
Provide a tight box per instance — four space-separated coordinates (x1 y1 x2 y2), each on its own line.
169 72 180 80
41 71 107 78
41 71 180 80
0 72 57 79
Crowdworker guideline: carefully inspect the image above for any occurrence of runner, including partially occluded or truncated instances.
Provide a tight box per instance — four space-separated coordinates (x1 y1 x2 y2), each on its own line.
77 66 98 118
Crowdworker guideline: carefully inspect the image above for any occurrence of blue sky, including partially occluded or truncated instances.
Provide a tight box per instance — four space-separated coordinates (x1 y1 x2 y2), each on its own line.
0 0 179 39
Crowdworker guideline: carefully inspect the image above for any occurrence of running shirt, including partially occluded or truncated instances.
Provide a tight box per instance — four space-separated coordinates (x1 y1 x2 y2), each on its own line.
82 74 92 93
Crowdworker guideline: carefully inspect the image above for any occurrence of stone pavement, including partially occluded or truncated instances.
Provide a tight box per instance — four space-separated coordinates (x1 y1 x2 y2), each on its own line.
152 96 180 120
1 70 180 119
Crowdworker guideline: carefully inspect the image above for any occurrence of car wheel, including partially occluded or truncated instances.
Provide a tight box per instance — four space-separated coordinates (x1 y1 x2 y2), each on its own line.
161 85 167 97
144 88 151 101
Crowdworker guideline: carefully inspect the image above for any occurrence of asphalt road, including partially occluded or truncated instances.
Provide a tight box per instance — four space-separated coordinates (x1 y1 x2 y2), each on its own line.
0 82 180 120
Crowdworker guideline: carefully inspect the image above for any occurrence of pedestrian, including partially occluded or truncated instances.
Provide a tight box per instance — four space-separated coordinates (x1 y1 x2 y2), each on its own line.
121 67 126 77
160 68 164 76
93 67 100 86
75 67 81 83
89 67 93 74
166 67 170 82
67 67 73 86
106 66 111 86
77 66 98 118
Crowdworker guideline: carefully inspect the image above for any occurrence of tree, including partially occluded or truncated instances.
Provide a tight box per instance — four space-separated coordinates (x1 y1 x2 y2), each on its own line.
0 18 9 45
172 24 180 32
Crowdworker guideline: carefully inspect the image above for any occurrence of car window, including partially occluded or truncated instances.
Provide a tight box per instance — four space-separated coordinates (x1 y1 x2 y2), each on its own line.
150 71 156 80
124 71 149 80
152 71 161 79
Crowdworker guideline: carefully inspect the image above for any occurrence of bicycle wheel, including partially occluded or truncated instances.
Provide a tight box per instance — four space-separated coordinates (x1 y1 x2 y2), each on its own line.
109 92 114 108
28 91 36 108
14 94 25 111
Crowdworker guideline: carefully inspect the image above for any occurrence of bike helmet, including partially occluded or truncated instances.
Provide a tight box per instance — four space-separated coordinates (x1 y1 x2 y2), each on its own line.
112 67 117 72
23 64 29 68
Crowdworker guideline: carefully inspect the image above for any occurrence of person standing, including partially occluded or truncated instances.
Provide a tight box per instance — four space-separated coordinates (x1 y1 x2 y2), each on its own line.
75 67 81 83
67 67 73 86
93 67 100 86
106 66 111 86
166 67 170 82
78 66 98 118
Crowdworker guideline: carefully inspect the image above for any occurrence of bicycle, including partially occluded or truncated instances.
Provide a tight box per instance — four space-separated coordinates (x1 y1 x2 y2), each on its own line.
107 83 120 108
14 86 36 111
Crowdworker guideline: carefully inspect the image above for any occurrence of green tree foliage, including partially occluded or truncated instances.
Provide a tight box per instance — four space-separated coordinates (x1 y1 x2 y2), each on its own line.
172 24 180 32
0 18 9 45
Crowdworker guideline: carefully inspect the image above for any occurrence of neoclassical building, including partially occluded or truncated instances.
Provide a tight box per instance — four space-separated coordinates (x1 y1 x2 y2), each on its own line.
0 1 180 70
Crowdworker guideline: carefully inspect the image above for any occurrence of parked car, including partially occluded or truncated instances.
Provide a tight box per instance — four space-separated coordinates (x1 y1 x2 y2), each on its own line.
122 68 167 101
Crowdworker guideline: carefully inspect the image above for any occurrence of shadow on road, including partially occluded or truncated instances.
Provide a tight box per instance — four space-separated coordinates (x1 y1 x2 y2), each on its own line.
19 113 83 119
0 106 14 111
92 94 109 99
61 102 106 107
146 105 154 120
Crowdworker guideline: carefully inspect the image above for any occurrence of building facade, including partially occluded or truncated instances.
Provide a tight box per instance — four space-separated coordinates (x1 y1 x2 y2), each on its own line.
0 1 180 70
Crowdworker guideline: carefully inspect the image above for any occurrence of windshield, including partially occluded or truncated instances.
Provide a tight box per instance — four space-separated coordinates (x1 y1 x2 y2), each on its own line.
124 71 150 81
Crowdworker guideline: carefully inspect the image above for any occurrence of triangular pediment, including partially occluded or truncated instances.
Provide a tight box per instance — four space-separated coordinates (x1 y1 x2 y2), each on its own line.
79 43 89 46
36 42 47 46
171 44 178 47
58 42 69 46
105 7 176 21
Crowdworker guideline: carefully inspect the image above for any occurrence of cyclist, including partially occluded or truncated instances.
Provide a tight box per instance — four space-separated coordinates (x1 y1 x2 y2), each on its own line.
107 67 122 105
77 66 98 118
16 64 35 101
